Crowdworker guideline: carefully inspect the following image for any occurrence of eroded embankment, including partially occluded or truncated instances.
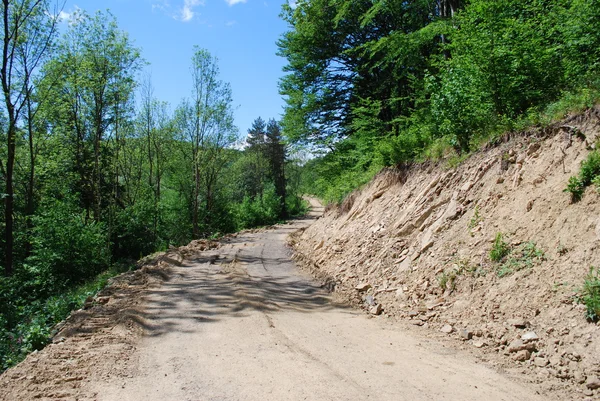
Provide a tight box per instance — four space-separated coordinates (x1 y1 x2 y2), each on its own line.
291 107 600 399
0 240 219 401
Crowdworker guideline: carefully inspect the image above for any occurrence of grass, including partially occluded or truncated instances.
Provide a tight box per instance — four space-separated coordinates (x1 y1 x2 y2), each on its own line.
489 233 510 262
580 266 600 322
493 240 545 278
468 205 482 230
437 258 482 292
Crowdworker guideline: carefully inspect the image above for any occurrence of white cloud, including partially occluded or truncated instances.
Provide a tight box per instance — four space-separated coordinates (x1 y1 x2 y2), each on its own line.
152 2 167 12
58 10 71 21
177 0 204 22
225 20 237 26
224 0 247 6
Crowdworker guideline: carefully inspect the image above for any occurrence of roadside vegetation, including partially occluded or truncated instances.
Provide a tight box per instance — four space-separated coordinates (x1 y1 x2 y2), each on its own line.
0 4 306 371
565 148 600 202
580 267 600 322
279 0 600 204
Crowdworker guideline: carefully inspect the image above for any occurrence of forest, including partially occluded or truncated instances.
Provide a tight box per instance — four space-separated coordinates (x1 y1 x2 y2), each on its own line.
279 0 600 203
0 3 304 370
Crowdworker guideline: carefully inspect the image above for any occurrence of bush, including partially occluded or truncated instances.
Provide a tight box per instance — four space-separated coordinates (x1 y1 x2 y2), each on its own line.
564 150 600 202
112 199 160 260
26 200 110 288
580 266 600 322
233 185 282 230
489 233 510 262
286 195 309 217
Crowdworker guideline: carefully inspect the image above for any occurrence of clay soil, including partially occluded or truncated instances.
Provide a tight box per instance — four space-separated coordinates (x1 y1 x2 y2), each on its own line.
291 108 600 400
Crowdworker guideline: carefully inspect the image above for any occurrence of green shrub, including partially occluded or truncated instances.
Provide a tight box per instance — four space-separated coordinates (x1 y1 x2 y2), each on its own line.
286 195 309 217
489 233 510 262
26 200 110 287
565 150 600 202
580 267 600 322
233 185 283 230
496 241 545 277
565 176 586 202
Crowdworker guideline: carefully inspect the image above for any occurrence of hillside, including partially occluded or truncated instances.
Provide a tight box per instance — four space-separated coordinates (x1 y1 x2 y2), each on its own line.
290 108 600 399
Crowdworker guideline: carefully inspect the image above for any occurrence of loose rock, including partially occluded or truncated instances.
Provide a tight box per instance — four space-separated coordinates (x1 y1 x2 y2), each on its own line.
459 328 473 340
586 377 600 390
521 331 539 342
513 350 531 362
370 304 383 315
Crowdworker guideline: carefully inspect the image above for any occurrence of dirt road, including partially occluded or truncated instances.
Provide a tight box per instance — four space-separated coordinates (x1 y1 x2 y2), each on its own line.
78 200 543 401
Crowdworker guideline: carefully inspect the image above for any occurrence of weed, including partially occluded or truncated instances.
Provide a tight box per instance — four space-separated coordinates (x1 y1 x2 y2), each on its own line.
489 233 510 262
580 267 600 322
565 176 585 202
468 205 482 229
446 152 470 169
593 175 600 194
437 258 480 291
565 150 600 202
438 271 456 291
495 241 545 277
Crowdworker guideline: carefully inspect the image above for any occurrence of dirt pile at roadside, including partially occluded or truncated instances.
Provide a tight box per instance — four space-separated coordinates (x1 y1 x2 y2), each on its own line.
291 107 600 399
0 241 218 401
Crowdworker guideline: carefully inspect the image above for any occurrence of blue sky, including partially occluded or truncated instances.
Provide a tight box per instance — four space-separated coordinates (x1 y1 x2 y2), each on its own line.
60 0 291 138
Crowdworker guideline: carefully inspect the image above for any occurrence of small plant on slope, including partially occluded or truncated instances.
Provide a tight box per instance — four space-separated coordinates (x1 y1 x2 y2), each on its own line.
580 266 600 322
468 205 482 229
564 150 600 202
489 233 510 262
497 241 545 278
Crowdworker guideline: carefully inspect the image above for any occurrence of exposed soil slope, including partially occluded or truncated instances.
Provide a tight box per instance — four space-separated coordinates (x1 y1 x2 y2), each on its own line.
291 108 600 400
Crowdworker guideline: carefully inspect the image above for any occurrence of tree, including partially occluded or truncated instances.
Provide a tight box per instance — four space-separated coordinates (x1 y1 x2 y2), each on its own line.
244 117 268 199
265 119 286 217
177 47 237 238
41 9 141 222
0 0 60 276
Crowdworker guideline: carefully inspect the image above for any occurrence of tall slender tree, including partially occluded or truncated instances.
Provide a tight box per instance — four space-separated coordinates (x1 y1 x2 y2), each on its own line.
1 0 60 275
177 47 236 238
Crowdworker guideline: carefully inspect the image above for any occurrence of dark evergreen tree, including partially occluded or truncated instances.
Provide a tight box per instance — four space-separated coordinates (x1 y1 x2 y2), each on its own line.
266 119 286 217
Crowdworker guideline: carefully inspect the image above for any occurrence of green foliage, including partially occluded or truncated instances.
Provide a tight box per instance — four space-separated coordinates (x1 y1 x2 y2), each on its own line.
565 176 586 202
0 267 121 371
580 266 600 322
25 200 110 289
233 185 283 230
279 0 600 205
489 233 510 262
468 206 482 230
429 63 495 152
495 241 545 278
564 150 600 202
